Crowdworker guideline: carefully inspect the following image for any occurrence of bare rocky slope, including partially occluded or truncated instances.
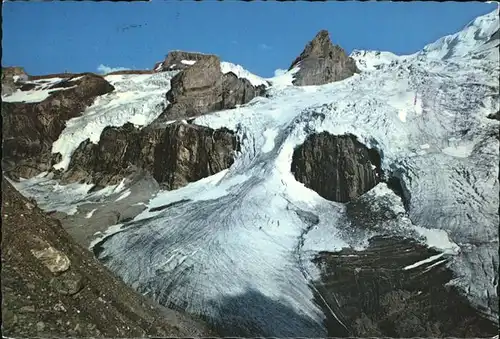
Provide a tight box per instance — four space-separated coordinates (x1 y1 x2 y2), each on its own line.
313 235 498 337
1 177 212 337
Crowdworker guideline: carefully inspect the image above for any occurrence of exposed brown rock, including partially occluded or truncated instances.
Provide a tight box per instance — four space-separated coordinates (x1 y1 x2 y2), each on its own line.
155 51 213 72
222 72 265 108
155 54 266 122
291 132 381 203
2 66 28 79
289 30 359 86
1 177 213 337
30 246 71 274
2 74 115 179
163 55 224 120
60 122 240 190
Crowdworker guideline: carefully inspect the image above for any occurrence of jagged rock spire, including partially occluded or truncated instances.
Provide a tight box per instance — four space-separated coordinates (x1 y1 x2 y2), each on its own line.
289 30 360 86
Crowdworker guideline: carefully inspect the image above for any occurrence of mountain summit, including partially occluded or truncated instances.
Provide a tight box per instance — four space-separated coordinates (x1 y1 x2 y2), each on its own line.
289 29 359 86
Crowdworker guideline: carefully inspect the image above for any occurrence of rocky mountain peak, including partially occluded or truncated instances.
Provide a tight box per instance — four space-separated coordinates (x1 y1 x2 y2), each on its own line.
155 53 265 122
154 51 214 72
289 29 360 86
291 29 333 63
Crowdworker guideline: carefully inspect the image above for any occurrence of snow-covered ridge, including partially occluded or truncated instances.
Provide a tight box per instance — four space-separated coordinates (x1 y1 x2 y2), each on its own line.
2 77 77 103
419 9 499 61
265 66 301 88
350 50 401 72
220 61 269 87
351 9 499 69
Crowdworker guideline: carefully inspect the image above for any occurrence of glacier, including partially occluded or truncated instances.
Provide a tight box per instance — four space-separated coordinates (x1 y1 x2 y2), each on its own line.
7 9 499 336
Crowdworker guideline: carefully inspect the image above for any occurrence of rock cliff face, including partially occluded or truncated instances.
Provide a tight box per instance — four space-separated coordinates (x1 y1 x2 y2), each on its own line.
154 54 266 122
222 72 264 108
291 132 381 203
313 236 498 338
60 122 240 190
163 55 224 120
2 74 115 179
1 177 212 337
289 30 359 86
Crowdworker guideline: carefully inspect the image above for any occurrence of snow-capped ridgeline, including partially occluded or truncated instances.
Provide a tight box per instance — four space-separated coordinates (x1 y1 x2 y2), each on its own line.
161 58 269 87
8 9 500 333
266 66 301 88
2 77 80 103
1 63 266 173
419 8 499 61
220 61 269 87
350 9 499 70
349 50 401 72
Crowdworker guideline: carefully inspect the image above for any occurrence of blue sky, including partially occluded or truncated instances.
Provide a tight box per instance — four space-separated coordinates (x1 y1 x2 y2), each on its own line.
2 1 497 77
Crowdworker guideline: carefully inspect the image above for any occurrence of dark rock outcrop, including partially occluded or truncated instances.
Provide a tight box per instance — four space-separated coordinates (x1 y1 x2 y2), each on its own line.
155 51 212 72
487 110 499 120
221 72 264 108
2 74 115 180
163 55 224 120
60 122 240 190
289 30 359 86
291 132 381 203
155 55 266 122
312 236 498 338
1 177 213 337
